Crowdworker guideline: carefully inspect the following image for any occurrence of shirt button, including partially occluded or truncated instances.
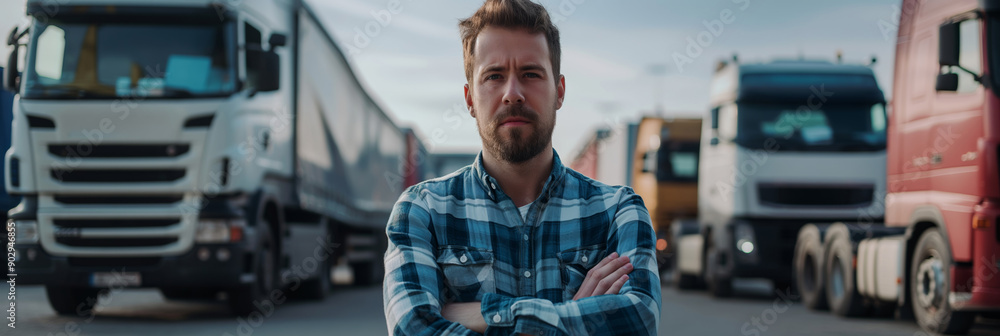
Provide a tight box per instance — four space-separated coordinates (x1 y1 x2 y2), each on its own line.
493 313 502 323
459 255 468 263
524 270 531 278
491 183 497 190
581 256 589 263
522 234 529 241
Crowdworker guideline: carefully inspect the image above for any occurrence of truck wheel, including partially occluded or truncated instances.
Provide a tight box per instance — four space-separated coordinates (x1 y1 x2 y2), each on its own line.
795 225 828 310
910 229 975 334
46 286 101 316
824 228 868 317
706 242 733 298
229 219 279 316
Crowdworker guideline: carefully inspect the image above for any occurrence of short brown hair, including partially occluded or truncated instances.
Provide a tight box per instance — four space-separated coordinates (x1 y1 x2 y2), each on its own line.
458 0 561 85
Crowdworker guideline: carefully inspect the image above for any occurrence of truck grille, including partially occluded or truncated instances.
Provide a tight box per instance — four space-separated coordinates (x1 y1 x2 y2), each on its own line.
51 169 186 183
758 184 874 207
53 219 178 229
48 144 190 158
55 237 178 247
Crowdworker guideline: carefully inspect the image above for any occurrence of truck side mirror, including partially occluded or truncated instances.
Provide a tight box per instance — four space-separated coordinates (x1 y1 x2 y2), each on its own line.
3 27 20 93
3 48 18 93
936 73 959 92
249 33 285 94
938 21 960 67
256 51 280 92
268 33 287 48
710 107 720 130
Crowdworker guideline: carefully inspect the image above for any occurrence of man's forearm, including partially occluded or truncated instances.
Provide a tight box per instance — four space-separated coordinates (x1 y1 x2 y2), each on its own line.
442 302 487 333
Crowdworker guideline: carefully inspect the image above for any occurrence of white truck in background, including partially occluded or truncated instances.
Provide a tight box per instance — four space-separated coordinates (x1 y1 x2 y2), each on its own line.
673 59 888 297
4 0 423 316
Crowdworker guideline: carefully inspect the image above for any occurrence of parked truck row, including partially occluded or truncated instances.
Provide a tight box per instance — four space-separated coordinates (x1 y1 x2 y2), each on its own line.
666 0 1000 334
568 1 1000 334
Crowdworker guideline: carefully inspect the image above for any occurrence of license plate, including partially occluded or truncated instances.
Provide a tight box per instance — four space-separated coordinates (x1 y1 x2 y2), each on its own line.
90 272 141 288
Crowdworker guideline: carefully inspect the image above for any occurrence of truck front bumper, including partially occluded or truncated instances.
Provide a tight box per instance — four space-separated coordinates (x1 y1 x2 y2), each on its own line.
725 217 873 283
12 243 251 288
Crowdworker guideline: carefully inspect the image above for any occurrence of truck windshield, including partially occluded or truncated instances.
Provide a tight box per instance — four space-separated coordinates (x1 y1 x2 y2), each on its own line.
734 103 887 152
22 17 236 99
656 141 699 182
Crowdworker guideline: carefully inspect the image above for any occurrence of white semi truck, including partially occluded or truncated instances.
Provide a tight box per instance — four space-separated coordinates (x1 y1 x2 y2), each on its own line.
3 0 420 316
673 59 888 297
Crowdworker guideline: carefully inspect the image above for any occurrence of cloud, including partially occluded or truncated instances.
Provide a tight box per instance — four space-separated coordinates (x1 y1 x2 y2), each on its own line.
562 46 640 81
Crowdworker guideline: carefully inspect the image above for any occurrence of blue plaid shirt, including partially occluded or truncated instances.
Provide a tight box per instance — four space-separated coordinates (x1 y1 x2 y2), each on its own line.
383 150 661 336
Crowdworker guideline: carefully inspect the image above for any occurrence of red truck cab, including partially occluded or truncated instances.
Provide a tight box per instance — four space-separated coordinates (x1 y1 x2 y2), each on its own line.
890 0 1000 330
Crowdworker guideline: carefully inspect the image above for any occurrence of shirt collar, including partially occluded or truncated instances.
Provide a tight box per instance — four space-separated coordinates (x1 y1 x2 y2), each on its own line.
472 149 567 202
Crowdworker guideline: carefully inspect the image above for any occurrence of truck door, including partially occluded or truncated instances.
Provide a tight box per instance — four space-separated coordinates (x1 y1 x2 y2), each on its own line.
927 14 986 262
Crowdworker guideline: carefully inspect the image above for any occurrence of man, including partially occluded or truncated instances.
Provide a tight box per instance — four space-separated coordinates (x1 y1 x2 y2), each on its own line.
382 0 661 335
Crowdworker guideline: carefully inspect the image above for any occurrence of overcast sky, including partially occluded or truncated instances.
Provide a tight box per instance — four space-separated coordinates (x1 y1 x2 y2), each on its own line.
0 0 902 156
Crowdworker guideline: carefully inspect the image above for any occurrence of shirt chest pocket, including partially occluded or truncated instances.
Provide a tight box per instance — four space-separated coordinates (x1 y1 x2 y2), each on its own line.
436 246 496 302
557 245 606 302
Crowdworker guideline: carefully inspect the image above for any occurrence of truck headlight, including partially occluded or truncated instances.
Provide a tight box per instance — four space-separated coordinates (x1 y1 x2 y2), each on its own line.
195 219 246 243
196 220 229 243
11 220 39 244
734 223 756 255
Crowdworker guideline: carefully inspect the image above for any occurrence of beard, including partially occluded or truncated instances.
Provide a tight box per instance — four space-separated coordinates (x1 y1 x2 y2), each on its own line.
478 104 555 164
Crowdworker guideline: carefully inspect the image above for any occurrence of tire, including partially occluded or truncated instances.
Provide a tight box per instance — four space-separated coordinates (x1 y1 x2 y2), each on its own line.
46 286 101 316
910 229 976 335
705 236 733 298
795 224 828 310
824 225 868 317
229 218 279 316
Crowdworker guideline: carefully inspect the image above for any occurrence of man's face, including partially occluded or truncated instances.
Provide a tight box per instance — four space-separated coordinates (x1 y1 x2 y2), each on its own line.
465 27 565 164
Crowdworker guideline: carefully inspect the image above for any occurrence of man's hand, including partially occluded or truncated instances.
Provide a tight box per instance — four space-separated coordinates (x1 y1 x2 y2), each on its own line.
441 302 487 333
572 252 633 300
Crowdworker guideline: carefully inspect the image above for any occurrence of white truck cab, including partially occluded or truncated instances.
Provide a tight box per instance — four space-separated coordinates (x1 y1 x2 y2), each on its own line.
4 0 409 316
674 59 888 297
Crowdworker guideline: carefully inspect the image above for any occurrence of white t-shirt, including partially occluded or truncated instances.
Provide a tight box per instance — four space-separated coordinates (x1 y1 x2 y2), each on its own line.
518 202 532 221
